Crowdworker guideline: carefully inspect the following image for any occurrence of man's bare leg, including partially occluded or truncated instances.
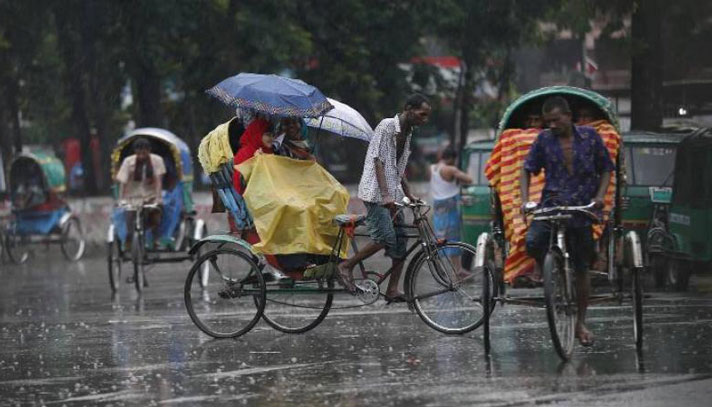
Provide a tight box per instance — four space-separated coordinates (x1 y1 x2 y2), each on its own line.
385 258 405 298
575 271 594 346
337 241 384 291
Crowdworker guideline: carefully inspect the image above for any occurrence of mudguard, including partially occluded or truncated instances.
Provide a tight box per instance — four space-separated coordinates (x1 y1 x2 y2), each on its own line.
474 232 493 268
624 230 644 269
188 233 258 257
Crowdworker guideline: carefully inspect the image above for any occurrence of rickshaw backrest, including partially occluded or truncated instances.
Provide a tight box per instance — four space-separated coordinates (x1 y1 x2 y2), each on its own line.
9 152 67 210
210 163 252 229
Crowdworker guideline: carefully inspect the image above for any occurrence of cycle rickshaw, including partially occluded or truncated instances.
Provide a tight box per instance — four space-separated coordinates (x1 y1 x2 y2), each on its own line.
184 73 488 338
476 86 645 361
107 128 207 293
3 151 86 264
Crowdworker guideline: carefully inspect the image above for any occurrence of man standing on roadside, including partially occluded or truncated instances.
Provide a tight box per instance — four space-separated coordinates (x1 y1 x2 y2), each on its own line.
337 94 432 303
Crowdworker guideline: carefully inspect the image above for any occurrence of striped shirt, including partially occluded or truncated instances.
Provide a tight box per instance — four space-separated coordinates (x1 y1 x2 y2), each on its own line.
357 115 412 203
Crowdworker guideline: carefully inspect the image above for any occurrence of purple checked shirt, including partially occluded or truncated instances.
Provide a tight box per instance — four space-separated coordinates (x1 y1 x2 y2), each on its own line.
524 125 615 226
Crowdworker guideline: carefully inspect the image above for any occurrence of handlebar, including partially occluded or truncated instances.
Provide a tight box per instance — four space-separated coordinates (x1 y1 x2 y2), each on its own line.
394 197 428 208
117 200 161 211
527 202 601 224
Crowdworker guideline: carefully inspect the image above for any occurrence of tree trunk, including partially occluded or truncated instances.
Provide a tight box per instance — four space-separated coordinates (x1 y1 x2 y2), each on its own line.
5 80 23 153
630 0 663 131
55 7 98 195
134 63 163 127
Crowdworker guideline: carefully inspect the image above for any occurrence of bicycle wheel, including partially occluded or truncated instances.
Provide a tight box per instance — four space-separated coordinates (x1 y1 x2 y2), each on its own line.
184 248 266 338
260 277 334 334
543 250 575 361
60 217 86 261
5 232 29 265
632 266 644 350
132 235 145 294
108 240 123 292
408 241 491 334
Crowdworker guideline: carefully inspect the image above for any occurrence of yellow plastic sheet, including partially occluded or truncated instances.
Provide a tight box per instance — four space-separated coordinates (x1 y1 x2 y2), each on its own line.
237 154 350 257
198 120 233 174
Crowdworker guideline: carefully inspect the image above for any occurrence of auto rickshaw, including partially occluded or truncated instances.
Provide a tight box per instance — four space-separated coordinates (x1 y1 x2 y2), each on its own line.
3 151 86 264
460 140 495 248
650 128 712 291
476 86 645 361
620 131 688 288
107 128 207 293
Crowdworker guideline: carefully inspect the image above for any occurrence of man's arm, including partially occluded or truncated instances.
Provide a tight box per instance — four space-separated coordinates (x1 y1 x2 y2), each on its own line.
401 178 414 201
441 165 473 185
593 171 612 208
374 159 392 204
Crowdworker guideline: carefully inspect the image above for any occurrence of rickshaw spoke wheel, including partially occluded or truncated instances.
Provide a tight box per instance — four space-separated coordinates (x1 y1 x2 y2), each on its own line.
107 239 123 292
5 232 29 265
543 250 575 361
259 275 333 334
409 242 490 334
184 247 265 338
60 217 85 261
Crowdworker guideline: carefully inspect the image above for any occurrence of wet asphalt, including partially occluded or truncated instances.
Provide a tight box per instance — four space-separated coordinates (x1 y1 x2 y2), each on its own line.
1 248 711 407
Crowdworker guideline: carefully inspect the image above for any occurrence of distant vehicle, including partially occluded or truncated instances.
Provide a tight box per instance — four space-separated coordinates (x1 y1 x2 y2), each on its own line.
460 140 494 247
647 128 712 291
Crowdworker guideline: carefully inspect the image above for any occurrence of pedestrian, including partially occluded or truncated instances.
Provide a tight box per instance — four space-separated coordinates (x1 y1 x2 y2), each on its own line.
337 93 432 302
520 96 614 347
429 145 473 273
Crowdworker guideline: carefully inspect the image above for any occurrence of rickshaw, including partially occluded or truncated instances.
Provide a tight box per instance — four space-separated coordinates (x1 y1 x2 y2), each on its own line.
107 128 207 293
184 73 488 338
3 151 85 264
476 86 645 361
647 128 712 291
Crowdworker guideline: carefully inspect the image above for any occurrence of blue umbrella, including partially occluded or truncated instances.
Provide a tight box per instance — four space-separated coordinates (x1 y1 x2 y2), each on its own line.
206 73 333 118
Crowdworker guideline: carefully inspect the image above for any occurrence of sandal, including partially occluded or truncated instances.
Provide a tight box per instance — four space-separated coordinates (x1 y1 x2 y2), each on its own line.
576 327 595 347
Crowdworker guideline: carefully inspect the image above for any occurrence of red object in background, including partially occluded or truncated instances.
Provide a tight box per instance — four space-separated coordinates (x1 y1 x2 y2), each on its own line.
61 138 81 175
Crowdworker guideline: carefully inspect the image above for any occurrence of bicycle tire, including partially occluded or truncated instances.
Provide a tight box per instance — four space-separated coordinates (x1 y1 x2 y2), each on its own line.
108 240 122 292
184 247 266 338
543 249 575 361
259 278 334 334
408 241 490 334
132 235 145 294
60 217 86 262
632 267 644 350
5 232 29 265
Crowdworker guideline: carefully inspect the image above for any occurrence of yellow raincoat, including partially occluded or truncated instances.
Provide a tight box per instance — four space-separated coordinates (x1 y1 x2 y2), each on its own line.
237 154 350 257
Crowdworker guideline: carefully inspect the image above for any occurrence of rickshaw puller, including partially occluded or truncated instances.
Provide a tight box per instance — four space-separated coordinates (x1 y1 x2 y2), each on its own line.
520 96 614 347
337 94 432 302
116 137 166 249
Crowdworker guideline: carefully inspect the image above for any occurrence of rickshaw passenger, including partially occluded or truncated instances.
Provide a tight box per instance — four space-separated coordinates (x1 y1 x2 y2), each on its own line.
116 137 166 247
273 118 315 161
520 96 614 347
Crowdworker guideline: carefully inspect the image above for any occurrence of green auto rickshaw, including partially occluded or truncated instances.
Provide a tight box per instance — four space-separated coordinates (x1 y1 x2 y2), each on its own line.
652 128 712 291
460 140 495 247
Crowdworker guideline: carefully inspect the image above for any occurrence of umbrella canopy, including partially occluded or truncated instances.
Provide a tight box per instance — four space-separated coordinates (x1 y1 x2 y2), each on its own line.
305 98 374 142
206 73 333 118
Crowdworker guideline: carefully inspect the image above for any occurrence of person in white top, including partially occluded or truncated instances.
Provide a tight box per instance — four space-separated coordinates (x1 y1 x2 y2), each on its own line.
115 137 166 248
429 145 473 272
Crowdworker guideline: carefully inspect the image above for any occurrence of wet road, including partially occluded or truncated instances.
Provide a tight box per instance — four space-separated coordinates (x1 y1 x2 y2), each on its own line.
1 250 711 406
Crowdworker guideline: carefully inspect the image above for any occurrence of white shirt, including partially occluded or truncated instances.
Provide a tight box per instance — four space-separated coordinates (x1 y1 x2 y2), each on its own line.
357 115 412 203
430 164 460 200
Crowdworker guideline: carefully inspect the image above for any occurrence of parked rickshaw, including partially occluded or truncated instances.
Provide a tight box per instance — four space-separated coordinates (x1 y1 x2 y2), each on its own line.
107 128 207 293
3 151 85 264
476 86 645 361
647 128 712 291
185 73 487 338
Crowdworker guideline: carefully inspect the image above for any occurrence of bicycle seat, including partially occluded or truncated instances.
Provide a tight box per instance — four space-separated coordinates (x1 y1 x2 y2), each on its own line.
333 214 366 227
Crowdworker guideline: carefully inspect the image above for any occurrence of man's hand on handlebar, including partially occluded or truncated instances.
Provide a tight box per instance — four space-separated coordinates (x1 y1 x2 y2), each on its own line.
591 197 604 210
